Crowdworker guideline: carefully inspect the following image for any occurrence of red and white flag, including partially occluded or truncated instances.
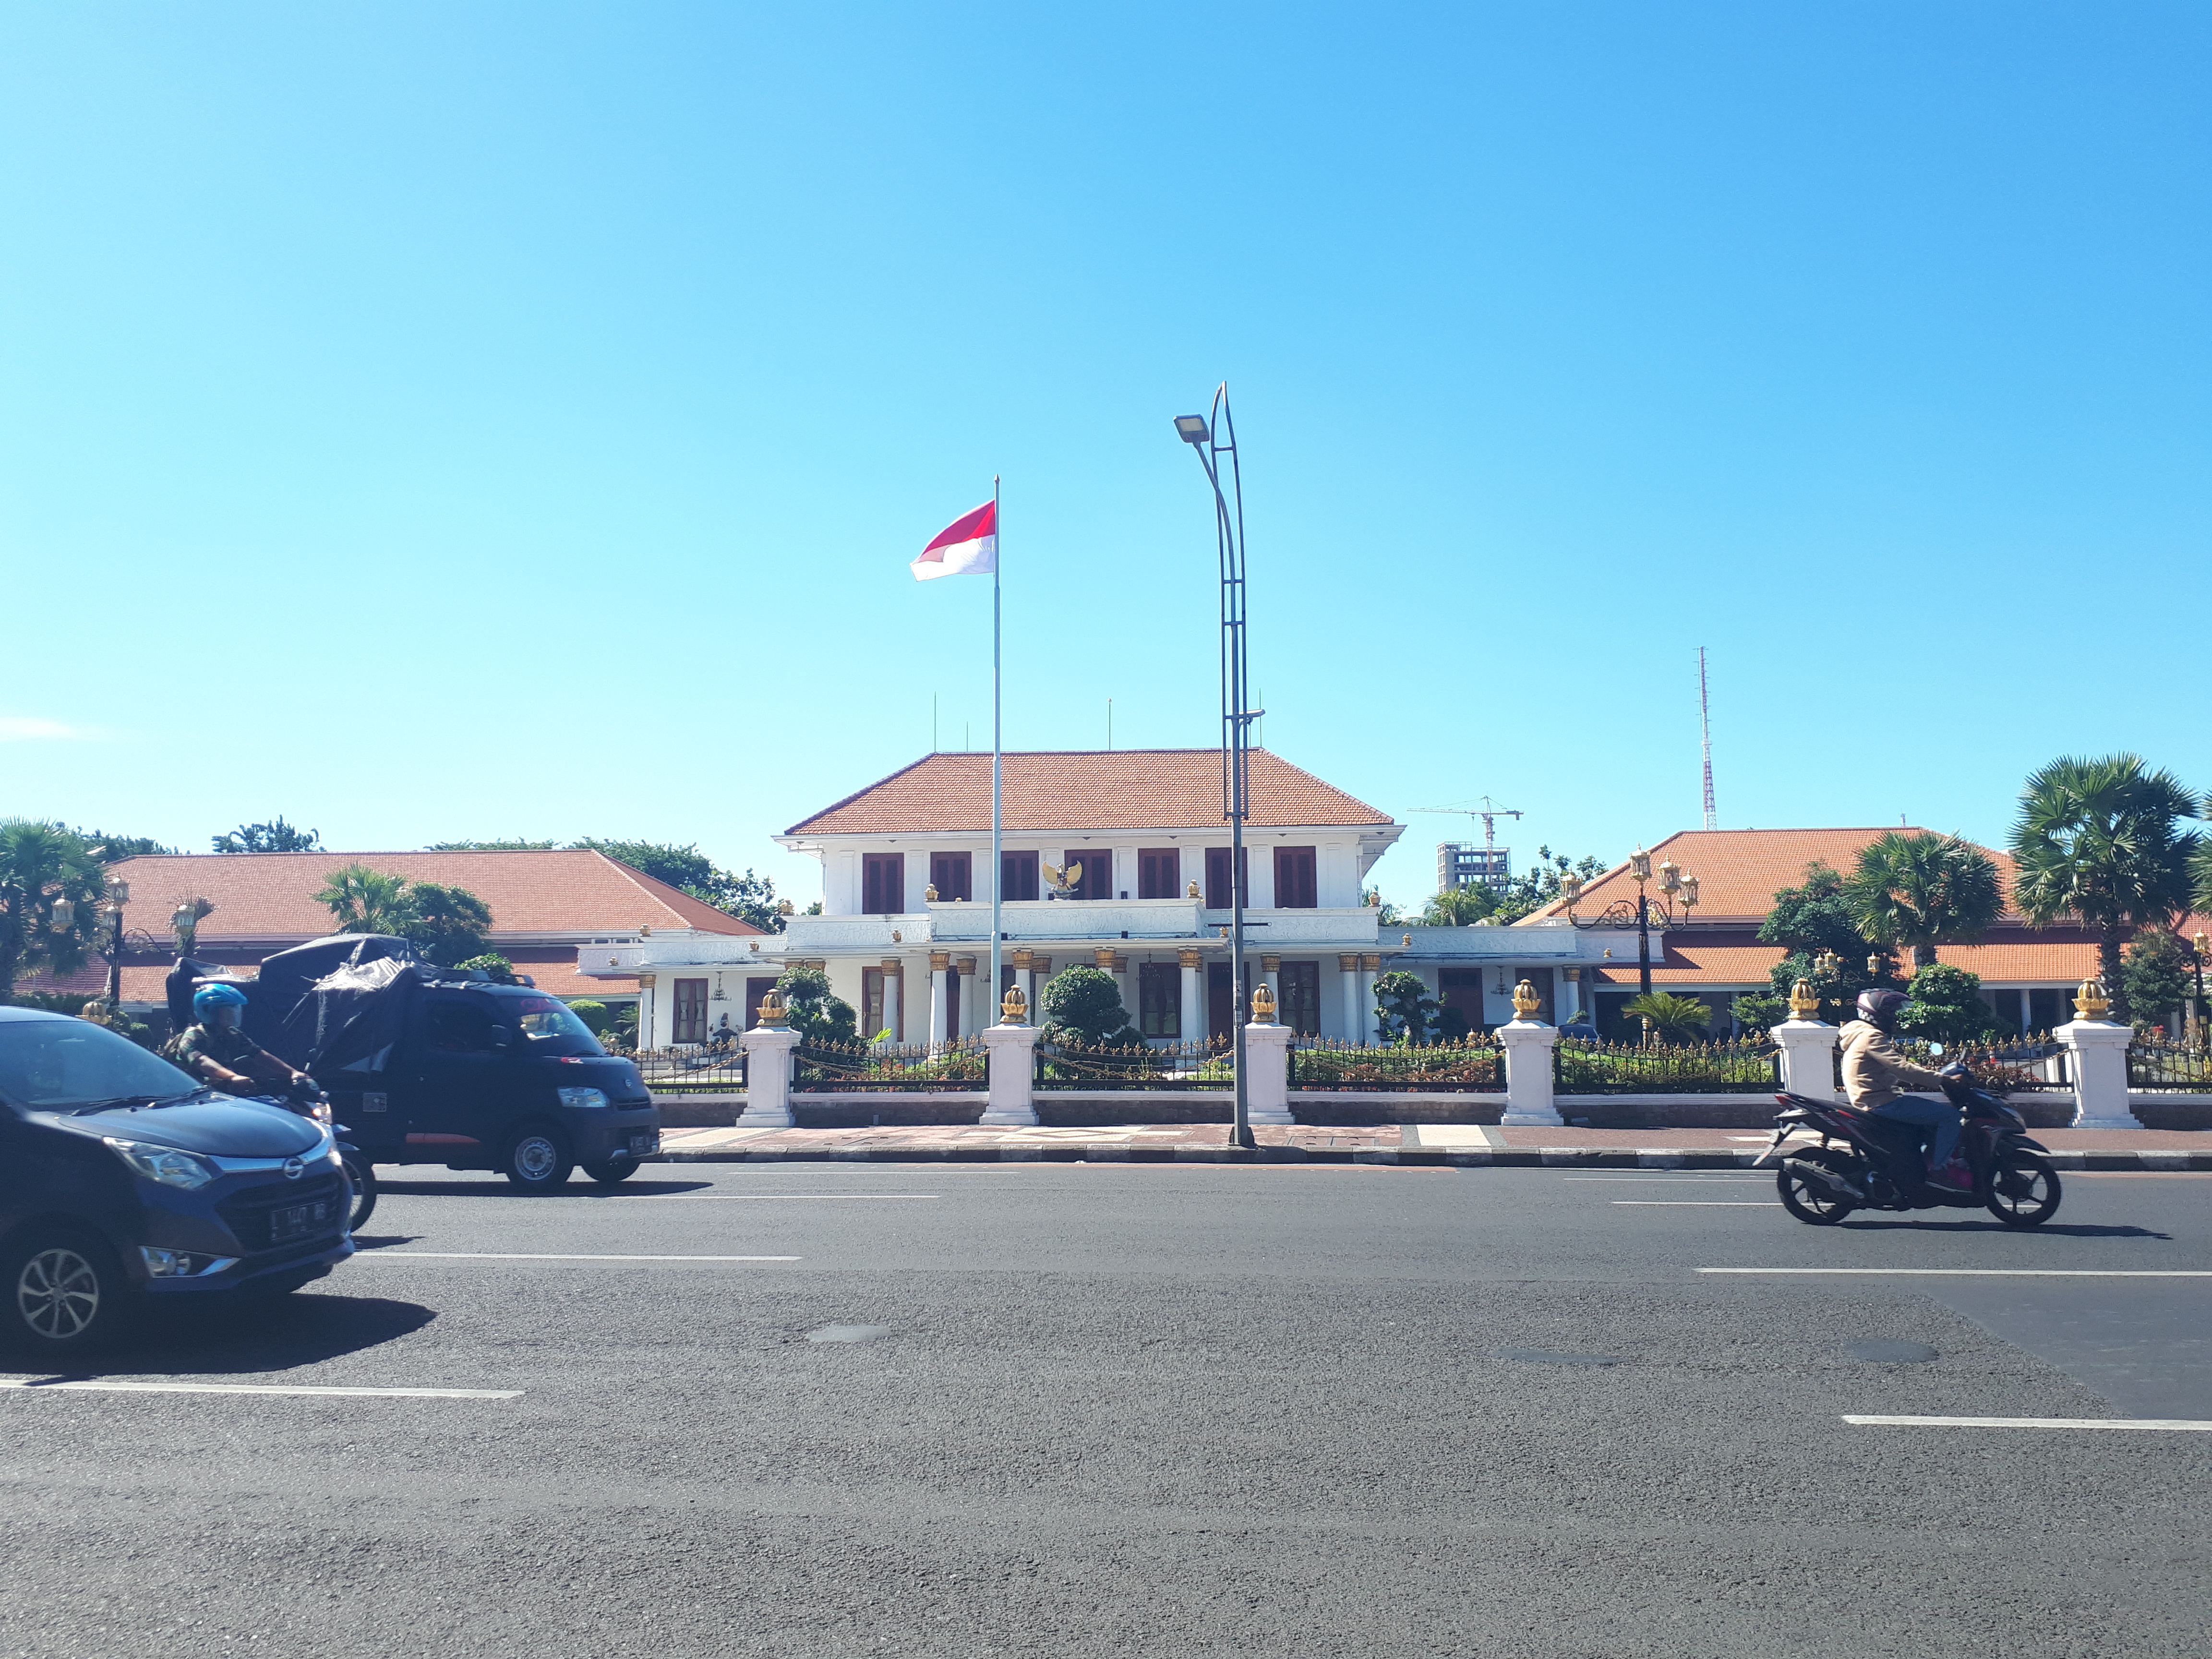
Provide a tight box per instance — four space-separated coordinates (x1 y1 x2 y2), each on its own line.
911 499 997 580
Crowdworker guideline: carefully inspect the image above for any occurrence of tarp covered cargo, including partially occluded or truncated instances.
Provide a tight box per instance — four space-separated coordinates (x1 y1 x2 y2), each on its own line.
248 936 418 1051
276 955 421 1074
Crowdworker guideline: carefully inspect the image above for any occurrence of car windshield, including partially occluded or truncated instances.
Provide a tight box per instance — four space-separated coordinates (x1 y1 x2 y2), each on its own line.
0 1019 201 1111
511 996 604 1057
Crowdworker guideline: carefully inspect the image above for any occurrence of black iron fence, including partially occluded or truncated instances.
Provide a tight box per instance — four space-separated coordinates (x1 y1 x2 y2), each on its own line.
794 1037 987 1092
1036 1037 1231 1091
616 1042 747 1092
2128 1040 2212 1091
1289 1035 1501 1091
1555 1035 1779 1094
1887 1035 2070 1093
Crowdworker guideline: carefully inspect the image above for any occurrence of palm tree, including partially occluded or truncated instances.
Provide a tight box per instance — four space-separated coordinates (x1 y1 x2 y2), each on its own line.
313 864 418 936
1843 832 2003 970
1419 886 1497 927
0 820 104 999
1619 991 1711 1044
2009 755 2203 1023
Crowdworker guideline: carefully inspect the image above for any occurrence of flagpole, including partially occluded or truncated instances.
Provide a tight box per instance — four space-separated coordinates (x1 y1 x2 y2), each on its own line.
990 475 1002 1028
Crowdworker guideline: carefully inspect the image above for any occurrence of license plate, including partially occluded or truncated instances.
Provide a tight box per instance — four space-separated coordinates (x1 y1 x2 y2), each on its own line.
270 1199 335 1244
628 1132 657 1156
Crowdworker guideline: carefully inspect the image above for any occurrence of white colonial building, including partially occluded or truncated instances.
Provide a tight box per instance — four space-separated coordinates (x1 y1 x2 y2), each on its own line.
584 749 1646 1048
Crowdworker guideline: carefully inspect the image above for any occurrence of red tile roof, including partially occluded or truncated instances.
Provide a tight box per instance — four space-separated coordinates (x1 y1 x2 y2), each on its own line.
96 850 761 943
785 750 1395 835
1525 828 2027 924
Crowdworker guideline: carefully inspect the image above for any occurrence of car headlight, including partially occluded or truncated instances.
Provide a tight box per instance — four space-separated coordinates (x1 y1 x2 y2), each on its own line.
140 1246 236 1277
557 1087 609 1109
105 1138 218 1190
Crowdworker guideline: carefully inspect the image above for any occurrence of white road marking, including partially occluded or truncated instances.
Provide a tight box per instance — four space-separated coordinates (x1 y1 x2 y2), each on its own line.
1844 1415 2212 1431
359 1252 802 1262
1564 1177 1768 1183
0 1379 519 1400
1701 1268 2212 1277
1612 1201 1779 1206
638 1194 939 1201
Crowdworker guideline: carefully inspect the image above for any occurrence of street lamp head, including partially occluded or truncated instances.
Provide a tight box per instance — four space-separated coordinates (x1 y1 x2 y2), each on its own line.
1560 871 1585 906
1173 415 1211 445
107 877 129 904
1680 873 1698 908
1628 846 1652 884
1657 857 1681 896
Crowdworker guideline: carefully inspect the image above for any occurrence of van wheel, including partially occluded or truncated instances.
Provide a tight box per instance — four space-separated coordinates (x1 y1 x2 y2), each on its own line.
504 1128 574 1192
581 1155 639 1185
4 1232 133 1353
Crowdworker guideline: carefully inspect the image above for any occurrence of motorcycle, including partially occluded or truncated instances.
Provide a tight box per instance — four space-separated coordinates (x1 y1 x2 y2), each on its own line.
252 1079 378 1233
1754 1063 2061 1228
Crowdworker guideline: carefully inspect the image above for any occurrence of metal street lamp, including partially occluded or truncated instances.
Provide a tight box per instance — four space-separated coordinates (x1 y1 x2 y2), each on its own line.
2189 930 2208 1050
102 876 131 1010
1560 844 1701 1000
1174 385 1258 1152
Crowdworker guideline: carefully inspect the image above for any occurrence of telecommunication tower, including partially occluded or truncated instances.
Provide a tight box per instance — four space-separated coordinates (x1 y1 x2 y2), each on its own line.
1698 647 1717 833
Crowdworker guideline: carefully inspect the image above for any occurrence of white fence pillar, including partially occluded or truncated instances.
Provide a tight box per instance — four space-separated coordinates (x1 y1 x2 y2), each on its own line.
1242 1017 1295 1126
979 992 1041 1127
1770 1018 1840 1103
736 1022 799 1128
2058 1002 2141 1130
1498 1002 1561 1127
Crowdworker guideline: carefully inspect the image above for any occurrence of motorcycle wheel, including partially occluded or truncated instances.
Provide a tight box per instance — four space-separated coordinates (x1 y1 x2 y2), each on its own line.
343 1154 378 1232
1985 1152 2062 1228
1778 1159 1858 1225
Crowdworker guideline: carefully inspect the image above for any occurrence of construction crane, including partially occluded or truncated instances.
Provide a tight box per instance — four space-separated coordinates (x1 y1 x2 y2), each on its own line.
1411 796 1523 894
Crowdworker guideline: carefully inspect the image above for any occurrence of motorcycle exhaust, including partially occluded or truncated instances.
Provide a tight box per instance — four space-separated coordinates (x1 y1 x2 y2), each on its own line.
1783 1157 1864 1202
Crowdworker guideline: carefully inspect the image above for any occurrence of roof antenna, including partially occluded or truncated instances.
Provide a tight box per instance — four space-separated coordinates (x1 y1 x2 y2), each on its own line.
1697 647 1717 832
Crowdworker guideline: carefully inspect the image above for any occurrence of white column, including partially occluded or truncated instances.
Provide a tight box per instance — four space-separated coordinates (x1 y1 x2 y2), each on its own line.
881 961 902 1045
1497 1013 1562 1127
1771 1018 1841 1103
2058 1014 2141 1130
1178 949 1203 1045
956 957 978 1038
1359 953 1381 1043
736 1023 800 1128
929 953 950 1047
1242 1017 1295 1126
1339 954 1362 1043
1261 954 1282 1017
979 1010 1042 1127
1560 967 1584 1025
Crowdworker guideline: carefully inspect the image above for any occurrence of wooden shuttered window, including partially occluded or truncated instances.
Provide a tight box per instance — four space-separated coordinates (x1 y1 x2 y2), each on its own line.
673 978 709 1045
1138 962 1181 1037
1001 851 1039 902
1203 847 1247 909
1278 961 1321 1034
930 851 973 902
1064 850 1113 901
1138 848 1181 900
862 853 904 914
1273 846 1318 909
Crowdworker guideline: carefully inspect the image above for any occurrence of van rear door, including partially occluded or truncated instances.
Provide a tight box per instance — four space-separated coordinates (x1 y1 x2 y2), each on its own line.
402 992 521 1162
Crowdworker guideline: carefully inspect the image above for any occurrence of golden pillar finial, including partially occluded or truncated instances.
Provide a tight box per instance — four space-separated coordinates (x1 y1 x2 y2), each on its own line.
1000 985 1028 1025
1250 982 1277 1024
1787 978 1820 1021
1510 979 1541 1020
2071 976 2110 1020
755 987 788 1028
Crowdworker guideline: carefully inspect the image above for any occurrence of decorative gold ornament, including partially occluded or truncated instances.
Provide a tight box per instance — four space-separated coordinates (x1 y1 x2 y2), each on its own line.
1560 871 1585 908
1511 979 1542 1020
756 987 788 1028
924 884 939 902
1869 955 1885 978
776 899 794 916
1629 846 1652 884
1787 978 1820 1021
1402 933 1413 948
1658 857 1682 896
1186 879 1202 899
1250 982 1278 1023
2072 976 2111 1020
1000 985 1029 1025
891 929 902 943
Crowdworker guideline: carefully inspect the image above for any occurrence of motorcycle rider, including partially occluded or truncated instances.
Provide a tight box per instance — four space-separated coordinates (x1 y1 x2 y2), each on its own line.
1839 987 1970 1190
170 983 316 1099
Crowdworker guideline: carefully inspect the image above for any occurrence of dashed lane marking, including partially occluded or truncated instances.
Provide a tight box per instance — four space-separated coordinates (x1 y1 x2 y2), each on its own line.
1612 1201 1779 1206
1844 1414 2212 1431
358 1252 802 1262
1701 1268 2212 1277
0 1379 520 1400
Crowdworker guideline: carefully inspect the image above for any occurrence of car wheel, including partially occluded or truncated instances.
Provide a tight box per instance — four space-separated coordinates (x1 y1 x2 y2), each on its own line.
4 1233 132 1353
503 1127 574 1192
581 1154 639 1185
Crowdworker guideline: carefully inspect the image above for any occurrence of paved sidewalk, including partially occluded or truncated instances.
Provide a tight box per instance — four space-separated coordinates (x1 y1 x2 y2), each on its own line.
657 1120 2212 1170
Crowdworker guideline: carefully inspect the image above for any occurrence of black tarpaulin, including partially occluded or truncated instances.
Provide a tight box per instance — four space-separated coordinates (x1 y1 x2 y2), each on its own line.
276 956 423 1074
247 936 417 1049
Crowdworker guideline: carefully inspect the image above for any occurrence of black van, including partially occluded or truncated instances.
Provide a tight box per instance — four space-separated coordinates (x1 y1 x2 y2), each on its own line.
0 1007 354 1353
177 937 660 1193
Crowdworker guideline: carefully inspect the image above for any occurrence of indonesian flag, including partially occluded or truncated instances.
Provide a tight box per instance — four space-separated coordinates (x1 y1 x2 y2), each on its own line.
911 499 997 580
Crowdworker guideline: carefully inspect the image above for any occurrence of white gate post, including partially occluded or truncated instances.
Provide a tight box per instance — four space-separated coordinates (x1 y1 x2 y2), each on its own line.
1770 984 1841 1102
1243 984 1295 1126
979 985 1042 1127
2057 978 2141 1130
1498 981 1562 1127
736 991 799 1129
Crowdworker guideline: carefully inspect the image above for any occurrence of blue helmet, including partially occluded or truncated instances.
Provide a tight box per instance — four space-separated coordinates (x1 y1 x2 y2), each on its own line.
192 983 249 1022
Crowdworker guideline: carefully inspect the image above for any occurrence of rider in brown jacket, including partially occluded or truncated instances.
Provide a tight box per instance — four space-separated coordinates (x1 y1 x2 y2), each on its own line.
1839 988 1969 1189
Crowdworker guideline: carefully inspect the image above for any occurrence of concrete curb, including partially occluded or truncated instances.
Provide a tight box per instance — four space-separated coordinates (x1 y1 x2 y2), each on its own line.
654 1146 2212 1171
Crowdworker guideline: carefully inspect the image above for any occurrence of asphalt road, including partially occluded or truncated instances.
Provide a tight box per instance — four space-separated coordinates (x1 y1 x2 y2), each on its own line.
3 1160 2209 1658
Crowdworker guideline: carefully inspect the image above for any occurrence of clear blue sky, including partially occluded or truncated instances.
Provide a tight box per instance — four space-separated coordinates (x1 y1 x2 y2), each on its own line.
4 3 2205 910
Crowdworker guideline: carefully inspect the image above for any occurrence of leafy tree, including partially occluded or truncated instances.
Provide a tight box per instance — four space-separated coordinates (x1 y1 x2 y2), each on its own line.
1494 848 1607 925
571 839 782 932
1371 970 1441 1045
315 865 417 935
405 882 493 965
1620 991 1712 1043
67 829 176 861
1360 888 1407 925
1730 991 1791 1034
1419 885 1497 927
1756 861 1900 1022
1898 963 2010 1046
2122 931 2198 1035
1039 965 1138 1045
213 817 321 854
774 966 858 1045
426 840 557 851
1844 832 2003 968
0 821 107 1000
2009 754 2203 1022
2193 837 2212 929
565 998 637 1047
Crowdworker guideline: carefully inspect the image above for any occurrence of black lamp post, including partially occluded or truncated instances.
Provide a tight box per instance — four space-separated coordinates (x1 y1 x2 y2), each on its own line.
1561 847 1700 1003
101 876 131 1010
1175 387 1258 1152
2190 930 2207 1050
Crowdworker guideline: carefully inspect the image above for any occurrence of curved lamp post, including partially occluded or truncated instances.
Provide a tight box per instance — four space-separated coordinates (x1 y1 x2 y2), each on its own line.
1559 847 1700 1002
